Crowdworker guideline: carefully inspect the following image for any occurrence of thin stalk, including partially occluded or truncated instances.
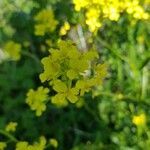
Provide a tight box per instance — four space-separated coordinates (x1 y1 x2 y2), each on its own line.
0 129 18 142
84 102 101 124
21 51 41 65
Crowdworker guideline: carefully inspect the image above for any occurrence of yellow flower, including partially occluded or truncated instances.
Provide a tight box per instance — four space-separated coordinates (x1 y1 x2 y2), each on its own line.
40 56 61 83
106 6 120 21
73 0 149 33
16 136 46 150
52 80 79 104
34 9 58 36
0 142 6 150
126 0 149 20
4 41 21 61
39 41 106 107
73 0 89 11
26 86 49 116
49 138 58 148
85 7 101 32
5 122 17 132
32 136 46 150
132 113 146 126
59 21 70 36
76 79 93 96
16 141 29 150
116 93 124 100
34 25 46 36
92 63 107 85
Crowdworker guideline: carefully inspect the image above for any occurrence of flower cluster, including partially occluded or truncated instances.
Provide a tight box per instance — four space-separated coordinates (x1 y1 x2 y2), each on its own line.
16 136 46 150
73 0 149 32
34 9 58 36
40 40 107 106
0 121 58 150
26 86 49 116
3 41 21 61
16 137 58 150
0 136 58 150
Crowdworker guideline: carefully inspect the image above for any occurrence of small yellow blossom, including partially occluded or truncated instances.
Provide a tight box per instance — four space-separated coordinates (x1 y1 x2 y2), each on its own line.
26 86 49 116
116 93 124 100
0 142 6 150
85 7 101 32
4 41 21 61
34 9 58 36
59 21 70 36
49 138 58 148
52 80 79 104
76 79 93 96
73 0 89 11
5 122 18 132
137 36 144 44
32 136 46 150
132 113 146 126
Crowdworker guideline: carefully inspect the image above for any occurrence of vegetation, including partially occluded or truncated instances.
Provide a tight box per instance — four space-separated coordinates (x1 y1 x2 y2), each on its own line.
0 0 149 149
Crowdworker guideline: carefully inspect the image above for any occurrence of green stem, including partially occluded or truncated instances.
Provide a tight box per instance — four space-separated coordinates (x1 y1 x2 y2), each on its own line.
96 37 128 62
21 51 41 65
97 91 150 106
84 102 101 124
0 129 18 142
73 128 93 138
45 143 51 149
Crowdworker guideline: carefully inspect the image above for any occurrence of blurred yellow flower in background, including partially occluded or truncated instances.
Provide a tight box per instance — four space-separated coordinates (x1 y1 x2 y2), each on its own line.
26 86 49 116
0 142 6 150
132 113 146 126
3 41 21 61
49 138 58 148
34 9 58 36
5 122 18 132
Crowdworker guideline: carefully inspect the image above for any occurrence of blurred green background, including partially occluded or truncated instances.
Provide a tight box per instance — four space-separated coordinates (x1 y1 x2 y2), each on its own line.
0 0 150 149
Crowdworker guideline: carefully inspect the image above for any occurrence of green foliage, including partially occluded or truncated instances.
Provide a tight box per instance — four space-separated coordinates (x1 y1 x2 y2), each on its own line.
0 0 150 150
